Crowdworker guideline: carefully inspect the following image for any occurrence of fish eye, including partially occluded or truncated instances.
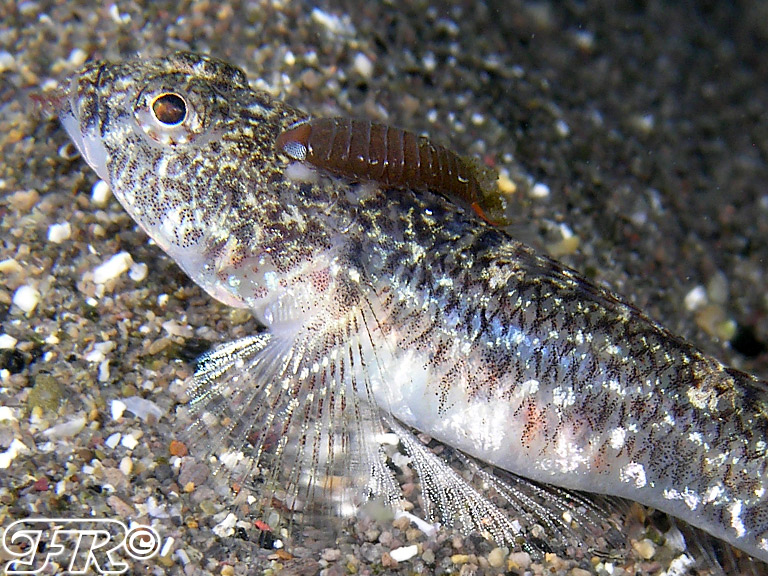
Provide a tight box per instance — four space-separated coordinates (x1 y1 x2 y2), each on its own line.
151 92 187 126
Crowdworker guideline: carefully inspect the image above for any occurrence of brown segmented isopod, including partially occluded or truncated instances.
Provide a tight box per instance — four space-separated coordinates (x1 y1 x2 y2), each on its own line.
275 117 497 224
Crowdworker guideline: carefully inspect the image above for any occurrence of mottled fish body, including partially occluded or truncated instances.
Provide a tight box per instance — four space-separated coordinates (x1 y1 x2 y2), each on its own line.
52 52 768 567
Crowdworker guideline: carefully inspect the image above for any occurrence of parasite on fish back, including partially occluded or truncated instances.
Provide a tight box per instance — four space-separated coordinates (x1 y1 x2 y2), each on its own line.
275 117 498 224
49 52 768 573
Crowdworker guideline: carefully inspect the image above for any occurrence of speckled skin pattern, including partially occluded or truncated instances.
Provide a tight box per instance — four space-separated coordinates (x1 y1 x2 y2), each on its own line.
53 52 768 564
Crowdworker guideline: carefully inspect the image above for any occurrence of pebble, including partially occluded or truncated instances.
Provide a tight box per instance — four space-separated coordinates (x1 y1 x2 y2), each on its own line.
92 180 112 205
451 554 472 565
0 334 18 349
632 538 657 560
85 341 116 363
105 432 122 449
321 548 342 562
0 406 17 421
507 551 531 571
0 439 30 469
162 319 194 338
0 50 15 72
120 431 140 450
93 252 134 284
0 258 22 274
389 544 418 562
487 547 507 568
353 52 374 79
121 396 165 421
67 48 88 67
179 461 209 486
9 189 39 211
107 495 135 517
47 222 72 243
42 415 86 439
119 456 133 476
169 439 188 457
12 285 40 314
111 399 127 420
212 513 238 537
129 262 148 282
496 170 517 194
530 182 551 198
684 285 707 311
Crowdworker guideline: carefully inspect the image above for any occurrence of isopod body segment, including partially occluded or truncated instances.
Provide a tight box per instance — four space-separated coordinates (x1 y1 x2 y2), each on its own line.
275 117 494 223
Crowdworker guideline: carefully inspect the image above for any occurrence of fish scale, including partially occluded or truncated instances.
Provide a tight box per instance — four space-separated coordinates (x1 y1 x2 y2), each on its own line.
50 51 768 569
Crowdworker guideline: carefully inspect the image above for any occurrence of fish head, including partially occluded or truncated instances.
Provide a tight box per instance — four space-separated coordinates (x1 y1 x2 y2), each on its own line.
50 52 316 310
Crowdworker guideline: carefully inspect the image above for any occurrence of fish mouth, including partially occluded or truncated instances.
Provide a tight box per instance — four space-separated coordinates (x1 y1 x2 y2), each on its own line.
38 69 110 182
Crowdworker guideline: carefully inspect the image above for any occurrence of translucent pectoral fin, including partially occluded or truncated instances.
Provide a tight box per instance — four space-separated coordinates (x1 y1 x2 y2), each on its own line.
181 331 403 541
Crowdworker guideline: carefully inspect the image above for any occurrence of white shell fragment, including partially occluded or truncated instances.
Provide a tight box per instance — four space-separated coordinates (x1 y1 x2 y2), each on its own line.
12 285 41 314
389 544 419 562
121 396 166 422
42 415 87 439
92 179 112 205
47 222 72 243
93 252 133 284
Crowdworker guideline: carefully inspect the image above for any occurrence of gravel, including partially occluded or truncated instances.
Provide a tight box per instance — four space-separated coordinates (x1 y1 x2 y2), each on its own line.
2 1 768 574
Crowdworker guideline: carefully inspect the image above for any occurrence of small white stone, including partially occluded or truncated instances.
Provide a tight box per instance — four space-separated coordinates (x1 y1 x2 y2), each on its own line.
394 510 438 537
121 396 165 422
684 285 707 311
0 439 31 469
91 180 111 205
48 222 72 244
128 262 148 282
111 399 127 420
0 334 18 349
12 285 40 314
98 360 110 382
0 50 15 73
67 48 88 67
161 537 175 558
0 406 18 421
555 118 570 137
162 320 194 338
121 432 139 450
0 258 22 274
389 544 418 562
119 456 133 476
105 432 122 449
530 182 551 198
43 415 87 438
310 7 354 35
471 112 485 125
353 52 374 79
85 341 116 363
93 252 133 284
212 513 238 537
